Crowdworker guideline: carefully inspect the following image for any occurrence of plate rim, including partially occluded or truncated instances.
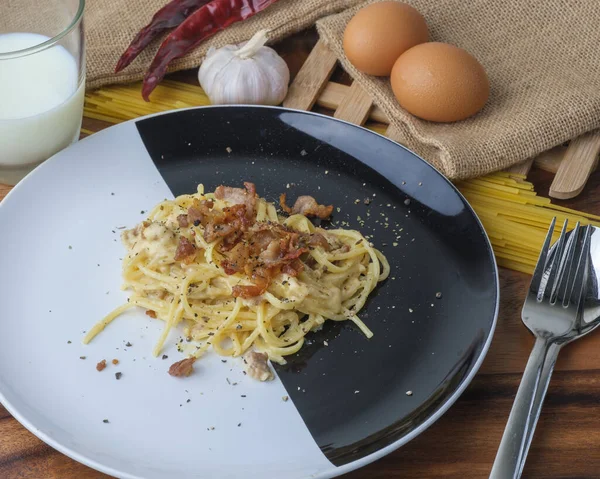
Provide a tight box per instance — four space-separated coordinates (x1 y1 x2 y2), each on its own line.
0 104 499 479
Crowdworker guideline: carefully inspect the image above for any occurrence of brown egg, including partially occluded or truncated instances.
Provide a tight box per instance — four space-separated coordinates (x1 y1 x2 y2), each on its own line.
390 42 489 122
343 2 429 77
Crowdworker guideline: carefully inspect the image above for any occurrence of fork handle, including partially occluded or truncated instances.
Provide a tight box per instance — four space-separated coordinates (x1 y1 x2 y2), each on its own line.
489 337 556 479
519 341 562 475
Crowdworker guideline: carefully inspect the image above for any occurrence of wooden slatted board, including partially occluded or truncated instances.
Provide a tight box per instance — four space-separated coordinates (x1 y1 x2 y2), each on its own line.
284 40 600 197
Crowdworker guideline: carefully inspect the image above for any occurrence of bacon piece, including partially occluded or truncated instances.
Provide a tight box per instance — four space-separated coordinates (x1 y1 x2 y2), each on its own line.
280 193 333 219
232 283 267 299
244 181 257 200
232 275 269 299
177 214 189 228
292 196 334 219
251 229 278 250
230 242 307 297
187 199 214 226
184 184 331 298
221 261 237 275
259 239 281 264
146 310 157 318
203 204 249 246
96 359 107 372
187 208 202 226
168 357 196 377
248 222 297 251
220 218 311 297
249 222 296 243
281 246 308 262
215 186 246 205
279 193 293 214
282 258 304 277
215 182 256 219
222 205 251 249
309 232 330 250
280 232 305 256
204 222 237 243
245 352 274 381
221 242 250 275
174 236 196 263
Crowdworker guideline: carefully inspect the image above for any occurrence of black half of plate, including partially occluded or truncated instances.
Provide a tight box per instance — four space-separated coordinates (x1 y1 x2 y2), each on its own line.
135 106 498 467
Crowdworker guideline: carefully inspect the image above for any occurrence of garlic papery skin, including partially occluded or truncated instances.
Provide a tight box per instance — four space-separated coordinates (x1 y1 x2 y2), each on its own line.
198 30 290 106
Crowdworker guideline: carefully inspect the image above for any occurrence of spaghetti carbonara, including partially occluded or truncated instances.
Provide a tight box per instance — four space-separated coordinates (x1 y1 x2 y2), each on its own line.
84 182 389 378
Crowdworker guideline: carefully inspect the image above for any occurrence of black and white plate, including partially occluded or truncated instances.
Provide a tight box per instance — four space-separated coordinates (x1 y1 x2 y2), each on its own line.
0 106 498 479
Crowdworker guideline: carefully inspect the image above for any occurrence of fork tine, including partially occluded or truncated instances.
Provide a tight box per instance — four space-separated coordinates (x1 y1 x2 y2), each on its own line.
567 224 591 309
541 219 569 301
531 217 557 301
554 222 580 304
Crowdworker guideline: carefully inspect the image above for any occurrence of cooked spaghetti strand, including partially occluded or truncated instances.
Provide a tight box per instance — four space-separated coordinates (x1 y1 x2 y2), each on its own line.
84 183 387 371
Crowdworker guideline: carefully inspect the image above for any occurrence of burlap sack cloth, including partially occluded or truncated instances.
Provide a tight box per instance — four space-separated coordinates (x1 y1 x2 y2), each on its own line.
11 0 599 178
85 0 362 89
317 1 600 178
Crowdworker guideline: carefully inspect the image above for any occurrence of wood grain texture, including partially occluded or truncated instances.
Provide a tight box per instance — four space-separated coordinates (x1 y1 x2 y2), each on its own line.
344 370 600 479
505 158 534 176
319 81 388 124
3 29 600 479
550 130 600 199
534 145 568 174
282 39 337 111
333 82 373 125
0 184 11 200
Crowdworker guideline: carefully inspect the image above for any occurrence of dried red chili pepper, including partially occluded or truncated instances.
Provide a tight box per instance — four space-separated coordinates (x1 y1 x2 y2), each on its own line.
141 0 280 101
115 0 212 73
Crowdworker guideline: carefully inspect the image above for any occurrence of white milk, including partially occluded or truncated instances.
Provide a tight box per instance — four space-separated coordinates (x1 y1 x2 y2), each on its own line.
0 33 84 184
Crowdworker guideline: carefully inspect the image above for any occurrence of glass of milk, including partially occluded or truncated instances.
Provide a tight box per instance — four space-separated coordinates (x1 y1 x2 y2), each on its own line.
0 0 85 185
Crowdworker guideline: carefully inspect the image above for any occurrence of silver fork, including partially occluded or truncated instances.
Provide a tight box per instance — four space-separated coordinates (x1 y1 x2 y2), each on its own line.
489 219 592 479
517 225 600 475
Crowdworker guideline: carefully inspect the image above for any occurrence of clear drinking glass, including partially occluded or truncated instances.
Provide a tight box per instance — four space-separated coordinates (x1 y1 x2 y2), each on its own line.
0 0 85 185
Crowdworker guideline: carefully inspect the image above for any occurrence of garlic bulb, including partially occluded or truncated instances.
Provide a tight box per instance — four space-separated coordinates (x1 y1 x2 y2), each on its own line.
198 30 289 106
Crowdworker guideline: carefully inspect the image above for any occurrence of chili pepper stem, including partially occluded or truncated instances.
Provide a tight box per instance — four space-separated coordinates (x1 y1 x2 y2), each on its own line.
235 30 270 60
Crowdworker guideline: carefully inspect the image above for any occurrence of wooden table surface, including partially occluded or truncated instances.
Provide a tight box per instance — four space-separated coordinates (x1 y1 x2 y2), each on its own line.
3 30 600 479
